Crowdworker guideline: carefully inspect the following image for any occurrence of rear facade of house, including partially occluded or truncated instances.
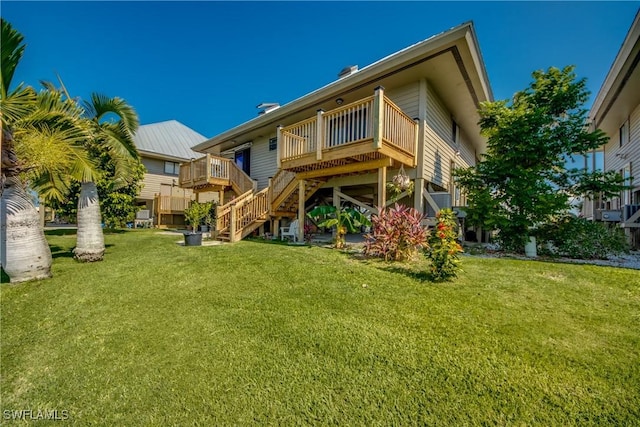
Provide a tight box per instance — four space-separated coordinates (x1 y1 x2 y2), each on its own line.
585 10 640 248
180 22 493 242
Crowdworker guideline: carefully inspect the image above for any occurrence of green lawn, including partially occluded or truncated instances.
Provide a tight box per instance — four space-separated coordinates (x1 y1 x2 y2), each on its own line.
1 230 639 425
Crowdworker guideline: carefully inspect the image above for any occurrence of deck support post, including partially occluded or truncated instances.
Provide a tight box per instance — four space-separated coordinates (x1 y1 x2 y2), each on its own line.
333 186 341 239
276 125 283 168
377 166 387 210
298 179 305 241
414 178 425 214
273 218 280 241
373 86 385 150
413 118 420 167
190 159 195 186
316 110 324 161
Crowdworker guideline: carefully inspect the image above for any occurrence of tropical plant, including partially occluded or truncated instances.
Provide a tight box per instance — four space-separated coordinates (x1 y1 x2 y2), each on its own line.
454 66 627 252
48 152 146 228
426 209 463 281
0 19 94 282
72 93 140 262
184 201 211 230
364 204 428 261
307 205 371 249
535 215 629 259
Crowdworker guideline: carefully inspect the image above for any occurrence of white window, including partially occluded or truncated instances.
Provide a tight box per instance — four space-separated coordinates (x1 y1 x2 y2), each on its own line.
451 119 458 144
164 161 179 175
620 121 629 147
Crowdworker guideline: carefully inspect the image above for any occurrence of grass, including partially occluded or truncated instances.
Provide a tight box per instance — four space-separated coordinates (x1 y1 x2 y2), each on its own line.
1 229 639 425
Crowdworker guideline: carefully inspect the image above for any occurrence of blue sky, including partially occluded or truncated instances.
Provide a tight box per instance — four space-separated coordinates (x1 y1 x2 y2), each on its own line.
2 1 639 138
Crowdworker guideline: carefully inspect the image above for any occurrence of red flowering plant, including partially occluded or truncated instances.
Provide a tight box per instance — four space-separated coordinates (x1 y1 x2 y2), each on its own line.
364 204 429 261
426 208 463 281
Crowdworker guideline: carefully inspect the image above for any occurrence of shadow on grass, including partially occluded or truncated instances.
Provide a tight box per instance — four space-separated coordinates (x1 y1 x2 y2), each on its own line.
45 229 77 236
245 237 306 247
1 268 9 284
50 244 74 259
378 264 434 282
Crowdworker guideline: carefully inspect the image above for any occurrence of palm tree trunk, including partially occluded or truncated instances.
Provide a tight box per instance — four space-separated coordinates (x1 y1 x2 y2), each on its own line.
73 181 104 262
0 176 53 283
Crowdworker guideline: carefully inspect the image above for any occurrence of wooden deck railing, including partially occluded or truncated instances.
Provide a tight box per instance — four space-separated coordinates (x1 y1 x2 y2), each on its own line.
231 187 270 240
279 89 416 167
323 96 374 148
382 99 417 155
229 161 257 193
269 169 296 203
280 117 317 161
216 189 253 233
180 154 257 194
155 195 192 213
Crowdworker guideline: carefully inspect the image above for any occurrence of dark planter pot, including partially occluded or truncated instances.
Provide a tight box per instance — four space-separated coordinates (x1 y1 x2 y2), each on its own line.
184 232 203 246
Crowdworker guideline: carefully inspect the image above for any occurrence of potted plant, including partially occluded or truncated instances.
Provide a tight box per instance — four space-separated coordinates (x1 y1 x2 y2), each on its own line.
183 201 209 246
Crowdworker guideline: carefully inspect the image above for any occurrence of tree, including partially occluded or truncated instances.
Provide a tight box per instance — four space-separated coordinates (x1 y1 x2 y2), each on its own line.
48 156 145 228
454 66 625 252
72 93 140 261
1 19 94 282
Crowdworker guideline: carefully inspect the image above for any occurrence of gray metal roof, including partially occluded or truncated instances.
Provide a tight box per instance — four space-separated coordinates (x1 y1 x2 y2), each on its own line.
134 120 206 160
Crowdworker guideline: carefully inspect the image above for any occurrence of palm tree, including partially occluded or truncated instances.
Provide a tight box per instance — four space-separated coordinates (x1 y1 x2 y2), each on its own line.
1 19 94 282
72 94 139 262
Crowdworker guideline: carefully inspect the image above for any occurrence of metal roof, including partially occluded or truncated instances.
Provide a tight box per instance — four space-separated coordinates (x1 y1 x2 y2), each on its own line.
134 120 206 160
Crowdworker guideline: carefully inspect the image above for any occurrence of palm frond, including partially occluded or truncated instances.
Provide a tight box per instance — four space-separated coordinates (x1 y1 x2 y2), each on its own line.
85 93 139 133
0 84 36 127
16 123 98 200
1 18 26 98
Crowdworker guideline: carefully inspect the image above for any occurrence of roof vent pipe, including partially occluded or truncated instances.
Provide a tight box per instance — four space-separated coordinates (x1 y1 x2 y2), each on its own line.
257 102 280 115
338 65 358 79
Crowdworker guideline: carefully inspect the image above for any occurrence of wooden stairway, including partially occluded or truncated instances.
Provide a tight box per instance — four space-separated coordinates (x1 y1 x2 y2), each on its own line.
213 169 324 242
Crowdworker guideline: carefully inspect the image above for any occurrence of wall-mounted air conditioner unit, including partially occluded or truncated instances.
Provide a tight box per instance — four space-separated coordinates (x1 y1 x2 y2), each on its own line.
601 210 622 222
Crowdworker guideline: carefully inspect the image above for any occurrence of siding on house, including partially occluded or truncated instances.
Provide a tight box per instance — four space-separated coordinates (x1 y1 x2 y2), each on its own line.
603 103 640 202
250 134 279 190
422 83 476 190
386 82 420 120
140 157 181 200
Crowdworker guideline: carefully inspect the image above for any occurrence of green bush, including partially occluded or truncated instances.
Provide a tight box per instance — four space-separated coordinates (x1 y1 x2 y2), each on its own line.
536 215 629 259
426 209 463 281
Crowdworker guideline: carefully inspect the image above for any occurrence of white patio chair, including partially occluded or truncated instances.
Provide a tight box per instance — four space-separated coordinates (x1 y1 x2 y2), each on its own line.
281 219 299 242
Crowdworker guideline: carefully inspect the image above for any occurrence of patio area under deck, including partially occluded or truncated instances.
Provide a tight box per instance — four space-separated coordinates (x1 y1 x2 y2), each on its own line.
277 87 418 179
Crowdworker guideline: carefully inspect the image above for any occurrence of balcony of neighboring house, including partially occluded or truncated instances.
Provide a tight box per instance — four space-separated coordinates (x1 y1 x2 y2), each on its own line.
179 154 256 195
277 87 418 179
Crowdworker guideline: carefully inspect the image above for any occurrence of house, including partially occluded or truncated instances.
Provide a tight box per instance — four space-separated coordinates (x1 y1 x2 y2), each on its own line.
586 10 640 247
179 22 493 241
133 120 208 228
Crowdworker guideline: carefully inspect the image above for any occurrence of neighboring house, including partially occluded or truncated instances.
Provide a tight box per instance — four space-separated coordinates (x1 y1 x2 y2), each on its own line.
134 120 208 227
587 10 640 247
180 22 493 241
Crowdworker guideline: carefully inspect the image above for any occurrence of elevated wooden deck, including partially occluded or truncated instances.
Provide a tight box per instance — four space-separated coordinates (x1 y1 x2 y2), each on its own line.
277 88 417 178
179 154 256 194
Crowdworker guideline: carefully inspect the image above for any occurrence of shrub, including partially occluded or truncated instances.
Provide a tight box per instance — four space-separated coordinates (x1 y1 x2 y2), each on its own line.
426 209 463 281
364 204 428 261
536 215 629 259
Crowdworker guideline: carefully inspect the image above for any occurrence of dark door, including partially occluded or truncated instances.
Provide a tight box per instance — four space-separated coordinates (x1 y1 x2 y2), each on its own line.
235 147 250 175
